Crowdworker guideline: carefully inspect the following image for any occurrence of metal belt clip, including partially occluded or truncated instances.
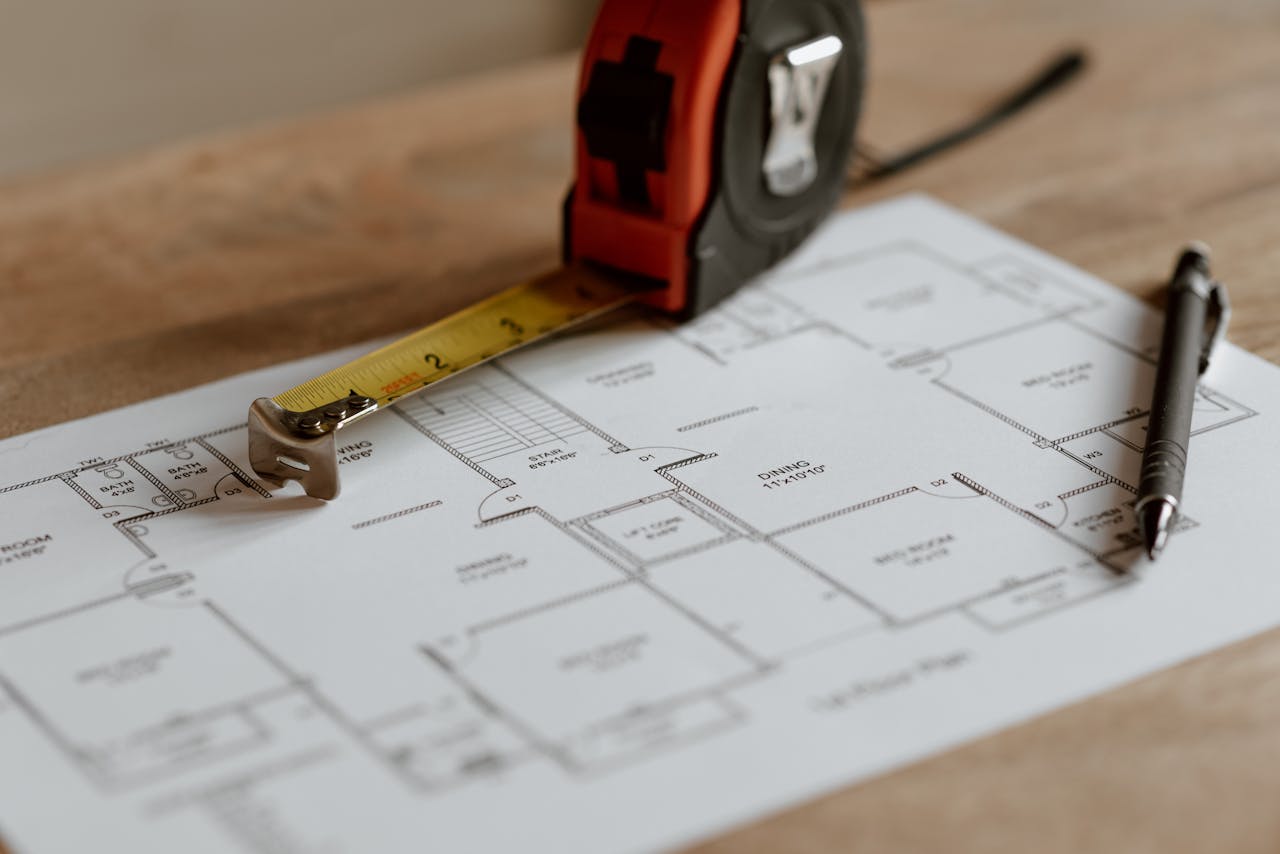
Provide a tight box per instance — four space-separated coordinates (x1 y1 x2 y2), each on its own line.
763 34 844 197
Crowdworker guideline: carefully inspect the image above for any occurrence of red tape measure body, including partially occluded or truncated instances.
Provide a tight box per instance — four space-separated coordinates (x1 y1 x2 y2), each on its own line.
568 0 865 316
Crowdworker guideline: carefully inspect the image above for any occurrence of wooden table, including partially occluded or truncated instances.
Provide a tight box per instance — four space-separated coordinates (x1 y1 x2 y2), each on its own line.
4 0 1280 851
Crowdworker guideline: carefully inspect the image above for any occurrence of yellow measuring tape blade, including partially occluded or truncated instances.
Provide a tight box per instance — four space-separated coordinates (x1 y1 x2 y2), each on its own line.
271 264 641 414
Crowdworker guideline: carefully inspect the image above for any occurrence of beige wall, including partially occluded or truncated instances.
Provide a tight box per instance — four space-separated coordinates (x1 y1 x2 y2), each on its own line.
0 0 598 178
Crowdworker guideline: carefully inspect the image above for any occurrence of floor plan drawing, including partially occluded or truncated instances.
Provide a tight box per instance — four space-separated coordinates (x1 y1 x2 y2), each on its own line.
3 196 1280 854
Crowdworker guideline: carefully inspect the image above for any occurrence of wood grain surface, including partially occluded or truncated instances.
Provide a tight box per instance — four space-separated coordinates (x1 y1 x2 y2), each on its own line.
3 0 1280 852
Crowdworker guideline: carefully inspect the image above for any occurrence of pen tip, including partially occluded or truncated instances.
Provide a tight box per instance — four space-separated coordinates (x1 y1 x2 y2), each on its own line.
1139 499 1175 561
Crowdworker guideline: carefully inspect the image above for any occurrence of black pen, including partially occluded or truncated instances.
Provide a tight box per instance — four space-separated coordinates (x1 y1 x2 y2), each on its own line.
1136 243 1230 560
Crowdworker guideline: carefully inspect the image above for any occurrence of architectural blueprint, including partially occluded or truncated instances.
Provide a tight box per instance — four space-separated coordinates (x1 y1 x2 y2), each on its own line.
4 195 1280 853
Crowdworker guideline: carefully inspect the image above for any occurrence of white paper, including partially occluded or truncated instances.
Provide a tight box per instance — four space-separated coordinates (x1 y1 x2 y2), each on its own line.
3 195 1279 854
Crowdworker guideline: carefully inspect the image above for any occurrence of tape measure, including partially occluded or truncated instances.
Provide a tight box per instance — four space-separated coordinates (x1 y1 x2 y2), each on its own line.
250 0 866 499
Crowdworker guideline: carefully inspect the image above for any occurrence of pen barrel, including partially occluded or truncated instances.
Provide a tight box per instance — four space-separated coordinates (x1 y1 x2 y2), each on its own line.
1138 280 1209 505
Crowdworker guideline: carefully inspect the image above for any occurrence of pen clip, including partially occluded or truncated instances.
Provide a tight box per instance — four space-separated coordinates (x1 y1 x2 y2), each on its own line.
1198 281 1230 375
